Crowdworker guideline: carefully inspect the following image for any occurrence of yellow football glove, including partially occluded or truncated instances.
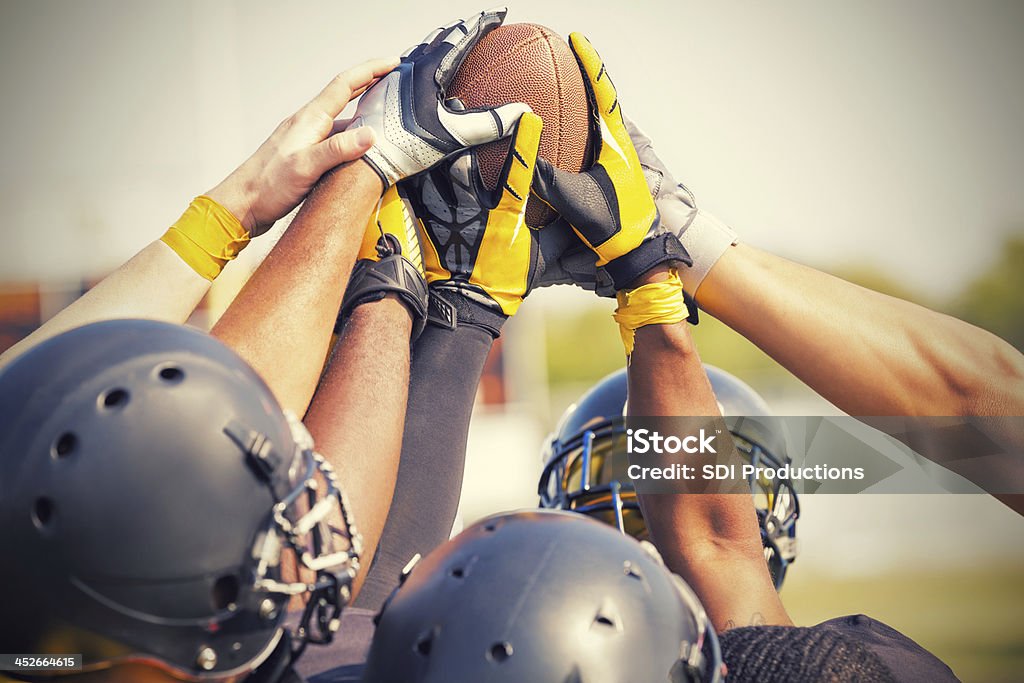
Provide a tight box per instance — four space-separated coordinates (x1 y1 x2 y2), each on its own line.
403 112 544 318
532 34 691 290
336 186 429 338
354 185 425 273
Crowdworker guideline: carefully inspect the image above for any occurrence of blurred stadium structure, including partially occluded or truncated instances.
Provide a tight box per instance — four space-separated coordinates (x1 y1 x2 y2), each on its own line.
1 2 1022 679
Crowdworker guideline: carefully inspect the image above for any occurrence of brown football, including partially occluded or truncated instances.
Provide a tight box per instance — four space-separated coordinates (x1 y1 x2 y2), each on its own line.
448 23 592 228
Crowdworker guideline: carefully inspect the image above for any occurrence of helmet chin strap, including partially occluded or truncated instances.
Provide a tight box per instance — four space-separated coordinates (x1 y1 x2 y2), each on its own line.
246 631 294 683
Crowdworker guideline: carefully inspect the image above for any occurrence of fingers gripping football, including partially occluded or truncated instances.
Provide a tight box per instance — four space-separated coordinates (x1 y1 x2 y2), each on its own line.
338 187 430 338
532 33 690 290
347 8 532 188
471 112 543 314
407 113 544 316
356 186 425 275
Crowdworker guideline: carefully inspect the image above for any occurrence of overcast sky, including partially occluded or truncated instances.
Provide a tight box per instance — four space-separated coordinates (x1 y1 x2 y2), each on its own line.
0 0 1022 301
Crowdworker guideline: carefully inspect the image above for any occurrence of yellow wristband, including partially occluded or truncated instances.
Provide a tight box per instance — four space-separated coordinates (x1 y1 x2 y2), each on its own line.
160 196 250 281
612 269 688 354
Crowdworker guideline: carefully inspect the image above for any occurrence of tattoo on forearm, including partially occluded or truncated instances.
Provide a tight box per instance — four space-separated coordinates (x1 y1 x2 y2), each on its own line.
724 612 766 631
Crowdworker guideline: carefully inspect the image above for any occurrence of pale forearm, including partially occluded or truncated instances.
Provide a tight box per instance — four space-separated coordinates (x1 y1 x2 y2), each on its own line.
699 243 1024 417
303 296 412 597
630 321 791 630
0 240 209 370
212 162 381 416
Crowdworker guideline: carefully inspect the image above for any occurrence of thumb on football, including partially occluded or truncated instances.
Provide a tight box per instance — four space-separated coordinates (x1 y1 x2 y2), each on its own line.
307 127 376 177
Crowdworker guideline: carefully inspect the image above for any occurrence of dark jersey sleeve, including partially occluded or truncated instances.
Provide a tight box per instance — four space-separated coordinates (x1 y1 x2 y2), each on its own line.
815 614 960 683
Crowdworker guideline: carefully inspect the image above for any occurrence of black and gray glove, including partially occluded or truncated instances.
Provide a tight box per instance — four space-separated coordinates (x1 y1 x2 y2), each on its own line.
347 8 531 189
534 115 738 300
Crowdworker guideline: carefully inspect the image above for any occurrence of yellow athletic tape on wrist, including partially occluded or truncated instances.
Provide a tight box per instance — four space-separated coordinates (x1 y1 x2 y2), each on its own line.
160 196 250 280
612 269 688 354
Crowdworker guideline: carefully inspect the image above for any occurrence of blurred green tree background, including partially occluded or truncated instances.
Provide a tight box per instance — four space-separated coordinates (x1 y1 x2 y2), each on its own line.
952 236 1024 352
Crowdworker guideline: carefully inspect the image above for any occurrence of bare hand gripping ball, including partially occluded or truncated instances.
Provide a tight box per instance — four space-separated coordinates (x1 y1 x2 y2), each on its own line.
448 23 592 228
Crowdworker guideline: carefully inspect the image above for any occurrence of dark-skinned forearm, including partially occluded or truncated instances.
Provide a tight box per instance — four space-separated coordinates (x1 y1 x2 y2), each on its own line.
212 162 382 417
303 296 411 597
630 320 792 630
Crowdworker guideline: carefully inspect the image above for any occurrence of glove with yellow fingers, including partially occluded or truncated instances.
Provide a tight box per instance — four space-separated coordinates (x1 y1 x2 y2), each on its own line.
532 33 691 291
337 185 430 339
347 8 531 189
403 112 545 336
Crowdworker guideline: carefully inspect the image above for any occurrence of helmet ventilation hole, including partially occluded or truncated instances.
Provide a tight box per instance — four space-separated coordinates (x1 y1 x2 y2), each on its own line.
592 599 622 632
483 523 497 532
52 432 77 458
158 366 185 383
211 574 240 610
102 388 130 409
449 566 465 579
488 642 513 663
32 497 55 530
414 632 434 657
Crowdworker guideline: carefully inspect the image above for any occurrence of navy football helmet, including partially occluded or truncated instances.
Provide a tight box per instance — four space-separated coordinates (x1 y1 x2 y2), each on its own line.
0 320 361 680
539 365 799 588
364 510 724 682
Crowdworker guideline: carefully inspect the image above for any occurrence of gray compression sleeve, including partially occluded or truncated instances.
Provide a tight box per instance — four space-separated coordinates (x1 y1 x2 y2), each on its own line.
354 292 501 610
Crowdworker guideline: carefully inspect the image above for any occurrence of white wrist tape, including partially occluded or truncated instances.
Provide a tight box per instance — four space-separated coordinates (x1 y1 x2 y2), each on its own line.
672 205 739 298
